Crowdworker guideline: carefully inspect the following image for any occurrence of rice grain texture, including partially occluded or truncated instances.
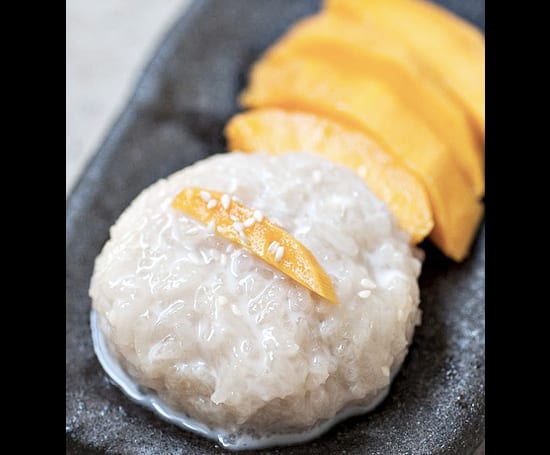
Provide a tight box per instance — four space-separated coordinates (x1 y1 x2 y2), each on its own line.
89 152 422 435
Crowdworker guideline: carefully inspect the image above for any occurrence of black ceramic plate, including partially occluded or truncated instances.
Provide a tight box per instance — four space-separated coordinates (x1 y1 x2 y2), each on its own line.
66 0 485 453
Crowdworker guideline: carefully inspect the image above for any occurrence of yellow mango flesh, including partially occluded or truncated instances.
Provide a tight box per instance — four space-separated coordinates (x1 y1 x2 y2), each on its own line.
269 12 484 197
326 0 485 139
240 54 483 261
225 108 434 244
173 187 338 304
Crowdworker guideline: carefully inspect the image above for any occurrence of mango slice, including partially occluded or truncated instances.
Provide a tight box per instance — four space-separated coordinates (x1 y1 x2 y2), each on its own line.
240 54 483 261
225 108 433 244
172 187 338 304
326 0 485 139
267 12 484 197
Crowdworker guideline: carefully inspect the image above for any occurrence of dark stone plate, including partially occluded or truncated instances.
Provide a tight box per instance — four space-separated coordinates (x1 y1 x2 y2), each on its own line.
66 0 485 453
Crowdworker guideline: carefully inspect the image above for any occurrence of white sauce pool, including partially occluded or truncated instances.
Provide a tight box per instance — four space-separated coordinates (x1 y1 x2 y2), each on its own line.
91 310 395 450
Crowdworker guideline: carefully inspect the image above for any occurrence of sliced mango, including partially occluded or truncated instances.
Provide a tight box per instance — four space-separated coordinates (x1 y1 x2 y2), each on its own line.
267 12 484 197
325 0 485 139
240 54 483 261
172 187 338 304
225 108 433 244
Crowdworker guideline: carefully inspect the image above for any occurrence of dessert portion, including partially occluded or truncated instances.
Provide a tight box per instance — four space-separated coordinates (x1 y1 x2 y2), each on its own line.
90 152 422 448
90 0 484 449
230 0 484 261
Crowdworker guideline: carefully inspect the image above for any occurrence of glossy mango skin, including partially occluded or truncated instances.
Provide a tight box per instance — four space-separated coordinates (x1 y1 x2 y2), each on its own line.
240 52 483 261
326 0 485 140
225 108 434 244
268 12 484 198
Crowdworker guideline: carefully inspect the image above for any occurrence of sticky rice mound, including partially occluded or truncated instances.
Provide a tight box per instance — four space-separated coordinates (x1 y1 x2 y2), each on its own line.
90 152 421 435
